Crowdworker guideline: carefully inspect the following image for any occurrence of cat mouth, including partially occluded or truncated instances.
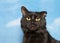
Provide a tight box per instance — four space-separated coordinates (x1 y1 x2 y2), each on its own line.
31 26 35 29
30 25 37 30
27 24 38 31
31 25 36 28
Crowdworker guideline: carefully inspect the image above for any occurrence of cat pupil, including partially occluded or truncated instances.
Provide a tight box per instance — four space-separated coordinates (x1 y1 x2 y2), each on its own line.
26 17 31 21
26 16 40 22
35 18 40 22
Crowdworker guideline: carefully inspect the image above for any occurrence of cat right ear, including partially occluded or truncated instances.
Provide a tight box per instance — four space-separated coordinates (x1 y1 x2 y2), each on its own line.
21 6 28 16
40 11 47 17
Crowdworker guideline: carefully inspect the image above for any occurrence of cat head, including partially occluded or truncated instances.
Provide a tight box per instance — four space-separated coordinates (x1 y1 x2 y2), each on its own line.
21 6 47 32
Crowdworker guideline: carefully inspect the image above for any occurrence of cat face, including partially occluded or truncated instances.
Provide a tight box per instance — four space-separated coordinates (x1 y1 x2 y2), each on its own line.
21 6 47 31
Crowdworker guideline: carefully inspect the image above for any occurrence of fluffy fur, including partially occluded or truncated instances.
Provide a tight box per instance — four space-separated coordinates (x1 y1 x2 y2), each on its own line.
20 6 60 43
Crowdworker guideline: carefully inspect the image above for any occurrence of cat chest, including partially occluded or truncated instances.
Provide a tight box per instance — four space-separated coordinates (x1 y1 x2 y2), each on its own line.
24 34 44 43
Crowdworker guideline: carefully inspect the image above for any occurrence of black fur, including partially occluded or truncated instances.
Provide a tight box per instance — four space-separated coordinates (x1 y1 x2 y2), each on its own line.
20 6 60 43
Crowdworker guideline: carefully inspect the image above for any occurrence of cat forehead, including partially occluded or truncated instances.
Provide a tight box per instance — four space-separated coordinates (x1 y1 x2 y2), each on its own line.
26 12 41 18
30 12 36 14
28 12 40 15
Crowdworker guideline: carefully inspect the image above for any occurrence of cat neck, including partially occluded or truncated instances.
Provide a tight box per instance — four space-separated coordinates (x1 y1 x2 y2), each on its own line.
24 29 48 35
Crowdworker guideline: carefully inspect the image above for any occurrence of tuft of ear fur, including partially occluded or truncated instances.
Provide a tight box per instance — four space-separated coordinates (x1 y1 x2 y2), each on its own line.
21 6 28 16
40 11 47 17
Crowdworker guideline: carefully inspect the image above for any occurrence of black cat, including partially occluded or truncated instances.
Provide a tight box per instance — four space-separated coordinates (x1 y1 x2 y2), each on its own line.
20 6 60 43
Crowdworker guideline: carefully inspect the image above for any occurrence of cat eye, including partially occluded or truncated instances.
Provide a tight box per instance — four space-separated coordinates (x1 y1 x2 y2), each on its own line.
35 18 40 22
26 17 31 21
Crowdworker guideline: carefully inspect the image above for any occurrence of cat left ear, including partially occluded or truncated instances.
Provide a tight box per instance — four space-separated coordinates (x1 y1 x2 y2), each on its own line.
40 11 47 17
21 6 28 16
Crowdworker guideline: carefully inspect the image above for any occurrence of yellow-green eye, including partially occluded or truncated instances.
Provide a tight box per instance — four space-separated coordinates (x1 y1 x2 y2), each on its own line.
26 17 31 21
35 18 40 22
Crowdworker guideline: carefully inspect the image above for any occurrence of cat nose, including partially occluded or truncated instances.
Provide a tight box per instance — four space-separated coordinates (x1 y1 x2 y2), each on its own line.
31 22 35 24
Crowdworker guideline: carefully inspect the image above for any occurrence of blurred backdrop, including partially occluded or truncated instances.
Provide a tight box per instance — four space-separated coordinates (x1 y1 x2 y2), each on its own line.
0 0 60 43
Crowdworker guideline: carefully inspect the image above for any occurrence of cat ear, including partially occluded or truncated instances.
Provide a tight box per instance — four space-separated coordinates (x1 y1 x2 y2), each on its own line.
40 11 47 17
21 6 28 16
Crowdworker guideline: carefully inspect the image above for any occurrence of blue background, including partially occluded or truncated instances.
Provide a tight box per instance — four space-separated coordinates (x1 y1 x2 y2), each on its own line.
0 0 60 43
